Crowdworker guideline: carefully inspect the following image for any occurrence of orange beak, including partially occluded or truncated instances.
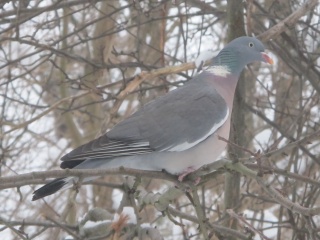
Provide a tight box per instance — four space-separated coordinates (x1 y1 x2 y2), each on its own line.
261 52 274 64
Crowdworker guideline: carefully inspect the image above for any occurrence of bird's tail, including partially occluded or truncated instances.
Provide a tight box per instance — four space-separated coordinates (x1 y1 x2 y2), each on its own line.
32 178 69 201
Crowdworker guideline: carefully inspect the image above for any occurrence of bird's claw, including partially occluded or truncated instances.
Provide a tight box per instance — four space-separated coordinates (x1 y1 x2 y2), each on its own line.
178 167 200 185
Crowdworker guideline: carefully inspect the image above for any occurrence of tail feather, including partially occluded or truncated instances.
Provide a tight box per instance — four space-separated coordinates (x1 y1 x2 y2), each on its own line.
32 178 68 201
60 160 85 169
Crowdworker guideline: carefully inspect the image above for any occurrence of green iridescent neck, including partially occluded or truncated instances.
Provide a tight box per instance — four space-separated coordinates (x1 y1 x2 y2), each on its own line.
211 48 245 76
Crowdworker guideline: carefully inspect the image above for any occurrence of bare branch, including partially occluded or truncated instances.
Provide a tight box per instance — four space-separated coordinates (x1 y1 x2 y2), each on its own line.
259 0 319 41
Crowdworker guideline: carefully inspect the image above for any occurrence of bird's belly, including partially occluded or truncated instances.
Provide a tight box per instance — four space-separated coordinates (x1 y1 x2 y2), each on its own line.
156 136 227 174
148 119 230 174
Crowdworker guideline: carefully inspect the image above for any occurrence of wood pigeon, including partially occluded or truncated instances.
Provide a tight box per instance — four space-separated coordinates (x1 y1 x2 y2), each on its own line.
32 36 273 201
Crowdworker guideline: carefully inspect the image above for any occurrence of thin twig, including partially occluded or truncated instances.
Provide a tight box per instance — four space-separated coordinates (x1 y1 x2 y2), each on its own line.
2 61 196 136
226 209 272 240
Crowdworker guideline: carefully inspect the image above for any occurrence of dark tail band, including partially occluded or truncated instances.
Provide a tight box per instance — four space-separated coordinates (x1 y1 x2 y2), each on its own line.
32 178 68 201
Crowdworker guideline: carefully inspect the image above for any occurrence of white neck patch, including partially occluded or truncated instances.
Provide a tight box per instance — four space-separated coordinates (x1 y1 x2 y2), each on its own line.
205 65 231 77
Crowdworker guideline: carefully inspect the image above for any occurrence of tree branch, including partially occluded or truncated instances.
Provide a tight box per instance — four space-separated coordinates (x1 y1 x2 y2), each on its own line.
258 0 319 41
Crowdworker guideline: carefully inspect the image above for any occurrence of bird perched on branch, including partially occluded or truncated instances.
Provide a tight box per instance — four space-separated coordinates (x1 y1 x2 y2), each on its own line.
32 36 273 201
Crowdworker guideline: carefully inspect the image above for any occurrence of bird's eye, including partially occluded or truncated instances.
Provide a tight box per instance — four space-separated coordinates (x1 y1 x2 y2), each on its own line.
249 42 254 47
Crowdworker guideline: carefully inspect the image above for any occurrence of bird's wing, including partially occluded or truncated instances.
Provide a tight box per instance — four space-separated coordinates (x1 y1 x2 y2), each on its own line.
61 74 229 164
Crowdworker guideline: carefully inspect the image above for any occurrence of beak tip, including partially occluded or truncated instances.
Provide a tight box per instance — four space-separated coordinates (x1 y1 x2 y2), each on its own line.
261 52 274 65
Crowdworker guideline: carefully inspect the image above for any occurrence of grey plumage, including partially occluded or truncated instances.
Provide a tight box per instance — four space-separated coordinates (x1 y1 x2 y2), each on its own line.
65 77 227 158
32 36 273 201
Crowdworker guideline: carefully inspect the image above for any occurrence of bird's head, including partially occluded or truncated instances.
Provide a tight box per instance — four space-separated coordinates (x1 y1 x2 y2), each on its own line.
209 36 273 77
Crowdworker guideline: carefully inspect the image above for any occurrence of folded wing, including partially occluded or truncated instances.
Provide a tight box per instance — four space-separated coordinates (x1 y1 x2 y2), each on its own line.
61 75 229 168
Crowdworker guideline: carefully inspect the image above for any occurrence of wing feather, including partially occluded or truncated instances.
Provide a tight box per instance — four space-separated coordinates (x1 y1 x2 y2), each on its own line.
61 73 229 165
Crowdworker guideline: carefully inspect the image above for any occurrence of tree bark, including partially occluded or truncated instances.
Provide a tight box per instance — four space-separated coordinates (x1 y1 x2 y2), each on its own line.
224 0 247 236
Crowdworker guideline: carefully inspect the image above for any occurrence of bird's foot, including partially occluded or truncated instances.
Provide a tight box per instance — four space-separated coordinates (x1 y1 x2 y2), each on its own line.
193 176 201 185
178 167 200 184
